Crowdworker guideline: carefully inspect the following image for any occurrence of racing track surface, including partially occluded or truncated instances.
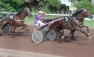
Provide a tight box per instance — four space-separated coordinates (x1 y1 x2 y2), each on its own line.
0 25 94 57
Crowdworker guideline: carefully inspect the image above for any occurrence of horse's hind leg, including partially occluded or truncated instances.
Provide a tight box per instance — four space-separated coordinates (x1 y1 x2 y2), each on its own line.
24 28 30 33
68 30 76 40
11 26 17 37
58 36 71 43
58 36 65 43
22 24 30 33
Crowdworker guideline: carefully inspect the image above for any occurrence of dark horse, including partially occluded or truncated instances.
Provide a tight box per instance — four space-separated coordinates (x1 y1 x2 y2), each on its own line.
0 8 32 33
67 8 93 40
46 8 93 42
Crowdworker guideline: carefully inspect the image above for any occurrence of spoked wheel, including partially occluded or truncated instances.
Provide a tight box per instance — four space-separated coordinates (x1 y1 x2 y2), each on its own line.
46 30 57 41
1 24 12 35
0 28 2 36
32 30 43 43
42 27 49 37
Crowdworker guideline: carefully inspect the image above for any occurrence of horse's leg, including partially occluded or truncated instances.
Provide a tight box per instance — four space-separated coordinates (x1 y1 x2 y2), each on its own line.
58 30 76 43
58 35 69 43
21 24 30 33
20 24 30 37
24 24 30 33
68 30 76 40
13 26 16 33
11 26 17 37
80 29 91 39
84 26 90 36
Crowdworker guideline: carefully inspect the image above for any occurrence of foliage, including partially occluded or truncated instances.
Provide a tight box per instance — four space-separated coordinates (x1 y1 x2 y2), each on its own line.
11 0 24 5
0 0 26 12
0 0 94 14
0 0 24 5
46 0 61 8
74 0 94 14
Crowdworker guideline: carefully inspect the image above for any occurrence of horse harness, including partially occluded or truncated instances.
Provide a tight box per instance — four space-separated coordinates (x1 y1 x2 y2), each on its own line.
15 16 24 22
64 16 74 30
9 15 24 22
9 15 14 20
64 16 83 30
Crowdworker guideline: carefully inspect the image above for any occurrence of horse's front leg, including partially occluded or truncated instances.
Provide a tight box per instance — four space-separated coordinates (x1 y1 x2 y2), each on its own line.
84 26 90 36
78 25 91 39
80 29 91 39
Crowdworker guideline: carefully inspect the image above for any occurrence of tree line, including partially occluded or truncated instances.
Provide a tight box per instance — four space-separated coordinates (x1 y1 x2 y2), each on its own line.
0 0 94 14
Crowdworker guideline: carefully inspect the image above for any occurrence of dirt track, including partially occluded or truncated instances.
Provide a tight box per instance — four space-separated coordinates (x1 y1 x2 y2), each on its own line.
0 25 94 57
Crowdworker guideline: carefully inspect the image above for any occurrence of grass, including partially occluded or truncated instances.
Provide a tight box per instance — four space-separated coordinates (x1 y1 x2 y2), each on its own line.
25 17 34 24
25 17 94 27
84 20 94 27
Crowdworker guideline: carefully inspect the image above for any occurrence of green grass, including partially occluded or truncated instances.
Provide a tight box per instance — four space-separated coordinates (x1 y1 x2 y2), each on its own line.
25 16 35 24
25 17 94 27
84 20 94 27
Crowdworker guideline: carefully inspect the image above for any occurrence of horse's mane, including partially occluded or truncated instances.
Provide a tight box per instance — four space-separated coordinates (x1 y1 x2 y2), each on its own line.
16 8 24 15
72 10 83 16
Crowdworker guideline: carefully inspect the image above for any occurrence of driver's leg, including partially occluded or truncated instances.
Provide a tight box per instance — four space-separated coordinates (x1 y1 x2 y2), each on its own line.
38 20 44 26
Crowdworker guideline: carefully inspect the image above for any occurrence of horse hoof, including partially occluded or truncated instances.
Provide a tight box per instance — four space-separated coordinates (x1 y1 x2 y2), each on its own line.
88 37 91 39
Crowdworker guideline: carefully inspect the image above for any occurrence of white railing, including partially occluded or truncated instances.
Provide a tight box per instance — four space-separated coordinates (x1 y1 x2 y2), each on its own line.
0 12 94 19
0 12 94 26
0 12 71 18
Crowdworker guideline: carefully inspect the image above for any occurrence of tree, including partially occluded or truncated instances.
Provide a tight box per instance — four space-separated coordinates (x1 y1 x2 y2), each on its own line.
74 0 94 14
46 0 61 8
0 0 24 5
0 0 27 12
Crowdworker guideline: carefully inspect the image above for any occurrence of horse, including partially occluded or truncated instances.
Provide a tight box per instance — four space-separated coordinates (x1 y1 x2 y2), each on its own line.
45 8 93 42
68 8 93 40
0 8 32 34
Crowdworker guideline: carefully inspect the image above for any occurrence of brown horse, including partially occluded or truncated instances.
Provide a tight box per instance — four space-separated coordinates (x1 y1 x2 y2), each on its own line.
1 8 32 33
46 8 93 42
0 13 15 35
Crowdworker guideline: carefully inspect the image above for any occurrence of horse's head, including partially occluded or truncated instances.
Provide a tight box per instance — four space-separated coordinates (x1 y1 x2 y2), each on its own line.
82 8 93 19
24 8 32 17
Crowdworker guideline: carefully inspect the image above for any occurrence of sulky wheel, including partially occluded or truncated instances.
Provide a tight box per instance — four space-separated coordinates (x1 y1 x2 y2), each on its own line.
1 24 12 35
41 27 49 37
46 30 57 41
32 30 43 43
0 28 2 36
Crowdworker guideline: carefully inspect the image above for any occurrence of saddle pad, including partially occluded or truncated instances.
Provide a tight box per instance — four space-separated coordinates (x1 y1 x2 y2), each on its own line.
10 15 14 19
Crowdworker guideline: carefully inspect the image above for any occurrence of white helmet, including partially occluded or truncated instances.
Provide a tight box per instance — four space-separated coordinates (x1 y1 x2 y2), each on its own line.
38 11 43 14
